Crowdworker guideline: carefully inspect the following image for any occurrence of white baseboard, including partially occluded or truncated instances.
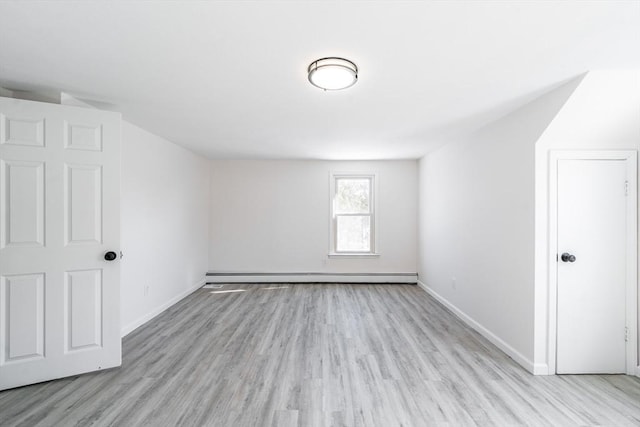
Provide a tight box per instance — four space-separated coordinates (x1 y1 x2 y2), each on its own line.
416 280 537 375
532 363 550 375
206 272 417 284
121 278 205 337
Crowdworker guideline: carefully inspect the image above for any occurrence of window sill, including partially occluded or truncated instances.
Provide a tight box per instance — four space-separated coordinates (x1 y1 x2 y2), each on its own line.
328 253 380 259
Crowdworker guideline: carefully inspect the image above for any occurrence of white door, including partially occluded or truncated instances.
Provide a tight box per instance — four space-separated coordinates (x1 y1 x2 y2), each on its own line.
0 97 121 390
556 155 635 374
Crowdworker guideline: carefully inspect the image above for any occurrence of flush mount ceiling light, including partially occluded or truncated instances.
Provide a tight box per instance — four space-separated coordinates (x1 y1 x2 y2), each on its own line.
308 57 358 91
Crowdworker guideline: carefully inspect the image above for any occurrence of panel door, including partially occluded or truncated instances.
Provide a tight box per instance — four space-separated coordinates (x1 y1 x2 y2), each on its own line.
556 158 629 374
0 96 121 390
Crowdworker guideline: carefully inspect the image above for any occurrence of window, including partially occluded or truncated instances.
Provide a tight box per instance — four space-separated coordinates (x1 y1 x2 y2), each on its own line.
330 173 377 256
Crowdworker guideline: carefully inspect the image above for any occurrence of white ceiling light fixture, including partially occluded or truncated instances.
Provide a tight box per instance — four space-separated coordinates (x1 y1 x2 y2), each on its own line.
308 57 358 91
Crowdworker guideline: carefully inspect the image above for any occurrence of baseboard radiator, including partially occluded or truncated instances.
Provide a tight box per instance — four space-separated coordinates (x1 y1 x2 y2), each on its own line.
206 272 418 284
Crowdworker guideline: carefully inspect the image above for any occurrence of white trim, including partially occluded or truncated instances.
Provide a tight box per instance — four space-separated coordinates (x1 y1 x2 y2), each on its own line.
207 273 416 284
329 171 379 255
416 280 537 374
120 278 206 337
547 150 637 375
328 253 380 259
532 363 550 376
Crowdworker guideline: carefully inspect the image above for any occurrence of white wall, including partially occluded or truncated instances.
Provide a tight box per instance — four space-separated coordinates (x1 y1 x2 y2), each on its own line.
209 160 417 274
533 70 640 372
120 122 210 335
417 78 581 372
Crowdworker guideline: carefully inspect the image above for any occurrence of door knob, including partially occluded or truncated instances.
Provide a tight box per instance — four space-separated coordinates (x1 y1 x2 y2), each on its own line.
104 251 118 261
561 253 576 263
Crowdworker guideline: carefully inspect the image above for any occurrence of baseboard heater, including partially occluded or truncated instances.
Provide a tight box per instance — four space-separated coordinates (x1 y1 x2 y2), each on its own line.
206 272 418 284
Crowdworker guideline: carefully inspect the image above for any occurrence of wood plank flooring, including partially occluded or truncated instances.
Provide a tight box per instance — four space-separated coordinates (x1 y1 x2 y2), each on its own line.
1 284 640 426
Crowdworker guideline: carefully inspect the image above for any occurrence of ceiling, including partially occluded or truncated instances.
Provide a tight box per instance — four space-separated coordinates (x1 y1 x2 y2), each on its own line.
0 1 639 160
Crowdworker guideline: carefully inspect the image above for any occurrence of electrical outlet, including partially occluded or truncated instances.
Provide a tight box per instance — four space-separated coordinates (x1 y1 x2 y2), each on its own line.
451 277 457 290
144 284 150 296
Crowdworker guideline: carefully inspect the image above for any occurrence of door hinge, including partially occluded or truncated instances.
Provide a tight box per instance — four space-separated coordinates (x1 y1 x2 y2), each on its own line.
625 327 629 342
625 180 629 196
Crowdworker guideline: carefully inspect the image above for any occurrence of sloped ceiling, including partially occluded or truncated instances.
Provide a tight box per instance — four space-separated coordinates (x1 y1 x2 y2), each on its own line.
0 1 639 160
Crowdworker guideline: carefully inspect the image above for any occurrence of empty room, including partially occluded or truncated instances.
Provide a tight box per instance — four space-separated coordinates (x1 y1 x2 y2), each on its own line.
1 1 640 426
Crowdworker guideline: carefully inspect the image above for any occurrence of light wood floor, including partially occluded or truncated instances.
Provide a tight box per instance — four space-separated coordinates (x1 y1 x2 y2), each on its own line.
1 284 640 426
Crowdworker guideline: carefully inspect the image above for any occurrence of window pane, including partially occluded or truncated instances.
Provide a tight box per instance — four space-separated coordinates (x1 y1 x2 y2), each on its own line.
336 215 371 252
335 178 370 214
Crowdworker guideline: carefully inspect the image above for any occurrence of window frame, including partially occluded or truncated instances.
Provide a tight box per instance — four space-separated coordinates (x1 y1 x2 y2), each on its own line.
329 172 379 258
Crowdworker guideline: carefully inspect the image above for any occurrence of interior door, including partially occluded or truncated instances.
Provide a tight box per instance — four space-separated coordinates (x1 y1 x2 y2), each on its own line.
0 96 121 390
556 157 631 374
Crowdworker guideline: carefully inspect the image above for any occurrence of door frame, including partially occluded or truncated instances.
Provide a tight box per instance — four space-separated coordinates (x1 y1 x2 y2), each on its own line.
548 150 637 375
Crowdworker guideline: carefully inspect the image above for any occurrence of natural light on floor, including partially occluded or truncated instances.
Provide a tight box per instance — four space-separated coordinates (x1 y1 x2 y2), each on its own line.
209 289 247 294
